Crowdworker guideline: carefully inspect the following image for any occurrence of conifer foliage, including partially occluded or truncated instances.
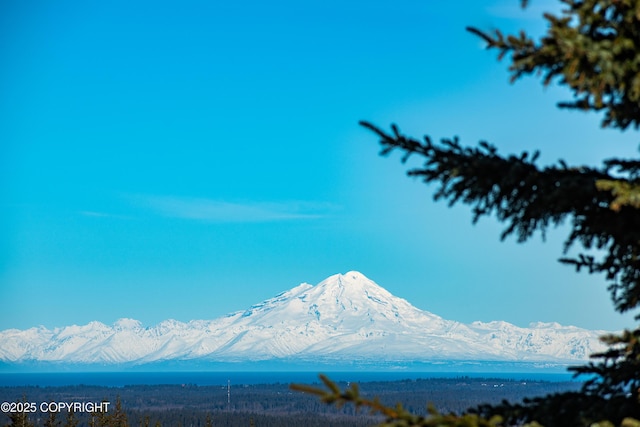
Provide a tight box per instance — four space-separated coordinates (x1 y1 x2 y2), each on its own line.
296 0 640 426
357 121 640 316
469 0 640 130
360 0 640 318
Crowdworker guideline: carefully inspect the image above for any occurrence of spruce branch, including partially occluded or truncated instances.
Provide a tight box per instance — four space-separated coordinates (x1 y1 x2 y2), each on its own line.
291 375 506 427
466 1 640 130
360 121 640 315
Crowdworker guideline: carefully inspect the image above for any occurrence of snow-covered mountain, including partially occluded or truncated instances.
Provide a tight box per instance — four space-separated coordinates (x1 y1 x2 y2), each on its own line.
0 271 609 367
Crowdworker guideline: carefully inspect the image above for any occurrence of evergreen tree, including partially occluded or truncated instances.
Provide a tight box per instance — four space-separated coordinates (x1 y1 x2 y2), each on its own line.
295 1 640 425
2 411 34 427
137 415 150 427
90 401 110 427
3 397 34 427
62 410 79 427
43 408 60 427
107 397 128 427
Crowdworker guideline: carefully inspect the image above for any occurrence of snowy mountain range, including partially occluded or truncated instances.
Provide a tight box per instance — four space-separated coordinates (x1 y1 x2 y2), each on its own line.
0 271 610 369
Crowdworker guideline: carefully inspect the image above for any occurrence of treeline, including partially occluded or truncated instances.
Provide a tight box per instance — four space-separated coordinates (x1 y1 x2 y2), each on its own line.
0 377 581 427
2 405 375 427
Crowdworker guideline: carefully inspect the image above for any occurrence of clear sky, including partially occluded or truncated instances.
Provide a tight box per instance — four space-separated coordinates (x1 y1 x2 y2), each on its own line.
2 0 638 332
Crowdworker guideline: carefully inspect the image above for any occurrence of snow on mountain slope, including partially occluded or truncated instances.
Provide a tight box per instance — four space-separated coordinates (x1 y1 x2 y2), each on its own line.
0 271 610 365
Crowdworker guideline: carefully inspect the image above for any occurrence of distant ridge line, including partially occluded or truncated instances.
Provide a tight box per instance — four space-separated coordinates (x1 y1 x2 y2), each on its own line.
0 271 609 368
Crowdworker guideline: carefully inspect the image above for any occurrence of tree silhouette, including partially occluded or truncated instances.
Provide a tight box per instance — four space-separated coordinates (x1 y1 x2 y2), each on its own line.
295 1 640 425
43 407 60 427
3 397 34 427
62 409 78 427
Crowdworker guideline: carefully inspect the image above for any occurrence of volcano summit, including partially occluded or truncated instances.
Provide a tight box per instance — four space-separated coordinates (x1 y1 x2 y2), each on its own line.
0 271 608 370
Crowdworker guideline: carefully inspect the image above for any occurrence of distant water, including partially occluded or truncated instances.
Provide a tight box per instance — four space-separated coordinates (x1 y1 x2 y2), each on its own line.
0 371 579 387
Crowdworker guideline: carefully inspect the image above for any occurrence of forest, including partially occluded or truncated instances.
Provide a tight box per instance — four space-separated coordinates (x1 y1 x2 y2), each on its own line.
0 377 581 426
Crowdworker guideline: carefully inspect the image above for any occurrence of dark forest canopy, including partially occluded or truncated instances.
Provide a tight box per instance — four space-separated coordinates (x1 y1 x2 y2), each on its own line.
0 379 577 427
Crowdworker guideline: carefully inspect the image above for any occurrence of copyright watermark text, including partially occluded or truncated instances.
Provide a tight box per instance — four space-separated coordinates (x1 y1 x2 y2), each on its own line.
1 401 110 413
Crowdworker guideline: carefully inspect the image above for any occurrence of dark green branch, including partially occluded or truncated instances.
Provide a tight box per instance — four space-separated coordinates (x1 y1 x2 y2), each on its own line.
465 1 640 130
360 121 640 315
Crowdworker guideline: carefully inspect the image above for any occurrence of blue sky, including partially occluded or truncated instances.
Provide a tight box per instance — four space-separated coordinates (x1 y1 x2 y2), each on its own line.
1 0 638 332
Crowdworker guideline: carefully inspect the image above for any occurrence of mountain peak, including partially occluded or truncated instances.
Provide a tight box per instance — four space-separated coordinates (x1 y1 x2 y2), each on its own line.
285 271 440 331
114 318 143 330
315 271 391 296
339 270 369 281
0 271 610 366
325 270 372 282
